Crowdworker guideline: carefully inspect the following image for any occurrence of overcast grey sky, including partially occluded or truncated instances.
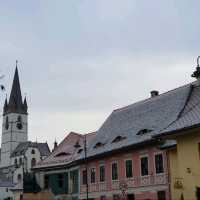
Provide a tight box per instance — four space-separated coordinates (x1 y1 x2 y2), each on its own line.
0 0 199 149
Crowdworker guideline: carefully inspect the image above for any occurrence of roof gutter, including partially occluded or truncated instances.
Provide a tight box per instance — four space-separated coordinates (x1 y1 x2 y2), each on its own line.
33 139 158 172
154 123 200 139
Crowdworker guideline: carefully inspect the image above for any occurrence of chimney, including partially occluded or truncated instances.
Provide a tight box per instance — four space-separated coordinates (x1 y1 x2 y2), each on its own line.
151 90 159 98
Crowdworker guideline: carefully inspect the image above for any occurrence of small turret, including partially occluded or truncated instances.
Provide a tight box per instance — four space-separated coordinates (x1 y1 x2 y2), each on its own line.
53 140 58 152
23 97 28 113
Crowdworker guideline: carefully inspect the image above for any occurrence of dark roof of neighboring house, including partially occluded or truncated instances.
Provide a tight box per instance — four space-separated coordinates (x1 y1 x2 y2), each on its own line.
85 82 192 158
156 81 200 137
34 132 96 169
11 141 50 157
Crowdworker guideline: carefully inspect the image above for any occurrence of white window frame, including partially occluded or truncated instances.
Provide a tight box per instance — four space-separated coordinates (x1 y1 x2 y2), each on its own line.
99 164 106 183
140 154 149 177
111 161 118 181
154 152 165 175
125 159 133 179
90 167 96 184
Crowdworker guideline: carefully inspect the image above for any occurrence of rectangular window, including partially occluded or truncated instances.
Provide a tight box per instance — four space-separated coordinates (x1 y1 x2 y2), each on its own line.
125 160 133 178
112 162 118 180
113 194 120 200
58 174 64 188
141 156 148 176
44 175 49 189
99 165 105 182
90 168 96 183
100 196 106 200
155 153 164 174
127 194 135 200
157 191 166 200
82 170 87 185
70 170 78 193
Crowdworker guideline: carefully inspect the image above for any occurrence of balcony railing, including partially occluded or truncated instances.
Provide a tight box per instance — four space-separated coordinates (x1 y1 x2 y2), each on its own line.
80 173 168 193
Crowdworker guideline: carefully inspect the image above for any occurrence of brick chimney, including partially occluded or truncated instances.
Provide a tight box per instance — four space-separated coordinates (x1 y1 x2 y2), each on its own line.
151 90 159 98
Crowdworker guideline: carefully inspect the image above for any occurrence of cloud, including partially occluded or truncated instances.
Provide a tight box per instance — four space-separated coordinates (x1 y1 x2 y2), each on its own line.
0 0 199 148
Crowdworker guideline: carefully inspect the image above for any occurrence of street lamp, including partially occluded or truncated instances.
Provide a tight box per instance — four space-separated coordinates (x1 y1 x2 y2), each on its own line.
84 134 89 200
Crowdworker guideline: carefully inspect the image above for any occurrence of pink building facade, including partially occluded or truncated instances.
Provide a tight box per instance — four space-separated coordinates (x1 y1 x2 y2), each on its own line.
80 145 170 200
78 83 190 200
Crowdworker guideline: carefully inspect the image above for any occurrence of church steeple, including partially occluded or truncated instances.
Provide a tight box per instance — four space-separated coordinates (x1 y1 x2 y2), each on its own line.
1 62 28 167
4 62 28 115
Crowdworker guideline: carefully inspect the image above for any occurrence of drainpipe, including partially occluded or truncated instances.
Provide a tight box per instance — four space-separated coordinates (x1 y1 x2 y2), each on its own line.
166 150 172 200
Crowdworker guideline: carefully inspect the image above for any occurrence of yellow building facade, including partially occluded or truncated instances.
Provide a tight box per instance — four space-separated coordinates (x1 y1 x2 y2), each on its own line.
164 128 200 200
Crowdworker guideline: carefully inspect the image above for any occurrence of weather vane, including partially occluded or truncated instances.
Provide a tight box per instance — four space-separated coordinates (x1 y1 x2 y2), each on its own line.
16 60 18 67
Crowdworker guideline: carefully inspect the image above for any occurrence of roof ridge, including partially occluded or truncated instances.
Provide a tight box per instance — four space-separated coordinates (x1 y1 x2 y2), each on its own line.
114 81 193 113
158 85 193 134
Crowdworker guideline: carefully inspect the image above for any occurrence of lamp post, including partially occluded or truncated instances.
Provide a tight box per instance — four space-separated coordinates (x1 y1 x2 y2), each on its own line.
84 134 89 200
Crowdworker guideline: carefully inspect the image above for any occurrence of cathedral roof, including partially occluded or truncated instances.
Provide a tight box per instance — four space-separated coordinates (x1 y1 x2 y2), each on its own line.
11 141 50 158
34 132 96 169
4 66 28 115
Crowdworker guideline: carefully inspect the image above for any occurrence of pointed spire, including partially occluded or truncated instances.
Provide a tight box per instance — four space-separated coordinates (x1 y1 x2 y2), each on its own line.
5 61 28 115
23 97 28 113
53 139 58 152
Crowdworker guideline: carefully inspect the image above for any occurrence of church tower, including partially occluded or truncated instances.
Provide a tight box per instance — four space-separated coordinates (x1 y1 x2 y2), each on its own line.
1 64 28 167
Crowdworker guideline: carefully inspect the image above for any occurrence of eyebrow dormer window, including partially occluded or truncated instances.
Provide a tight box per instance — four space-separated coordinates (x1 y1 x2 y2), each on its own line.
74 141 81 148
55 152 70 157
112 136 126 143
78 149 83 154
94 142 104 149
137 129 153 136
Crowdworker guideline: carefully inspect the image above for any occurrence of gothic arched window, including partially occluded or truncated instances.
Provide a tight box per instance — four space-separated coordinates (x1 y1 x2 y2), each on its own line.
16 115 23 130
5 116 9 130
17 174 22 182
14 158 18 167
31 149 35 154
19 157 23 165
17 115 22 123
31 158 36 168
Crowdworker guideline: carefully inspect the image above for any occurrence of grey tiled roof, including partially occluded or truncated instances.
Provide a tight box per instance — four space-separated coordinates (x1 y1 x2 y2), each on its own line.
85 83 191 157
11 141 50 157
159 140 177 149
160 82 200 134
